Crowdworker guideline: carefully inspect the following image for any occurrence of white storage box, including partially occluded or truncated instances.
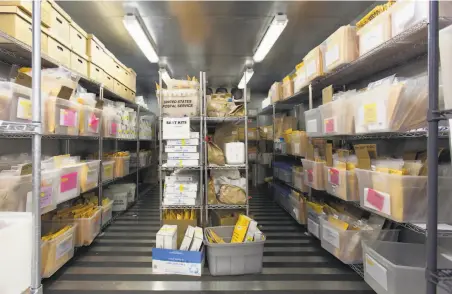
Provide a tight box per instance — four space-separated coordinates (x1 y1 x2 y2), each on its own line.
355 168 452 223
160 89 200 117
57 163 83 204
165 183 198 193
152 247 204 276
166 160 199 167
108 183 136 204
301 159 326 191
324 166 359 202
321 25 358 73
165 145 198 153
225 142 245 165
166 139 199 146
304 108 323 137
165 175 195 183
80 160 100 192
26 169 60 215
101 160 115 182
319 95 356 135
164 192 197 198
363 241 452 294
440 24 452 110
104 189 128 212
163 197 196 206
357 11 392 56
156 225 178 249
0 212 32 294
167 153 200 160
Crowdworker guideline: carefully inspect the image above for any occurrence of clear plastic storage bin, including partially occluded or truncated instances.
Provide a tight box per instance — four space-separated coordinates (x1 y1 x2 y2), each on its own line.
41 223 77 278
0 173 32 212
104 188 128 212
363 241 452 294
102 109 119 138
26 169 60 215
319 96 355 135
292 167 309 193
320 218 399 264
72 208 101 246
304 108 323 137
80 160 100 192
204 226 266 276
324 166 359 202
110 156 130 178
102 160 115 182
79 105 102 136
278 168 292 184
353 77 428 134
101 200 113 227
44 97 80 135
355 168 452 223
57 164 83 204
301 159 326 190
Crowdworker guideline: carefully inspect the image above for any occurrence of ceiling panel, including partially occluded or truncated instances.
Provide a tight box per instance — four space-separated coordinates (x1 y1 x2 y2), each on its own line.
58 1 373 96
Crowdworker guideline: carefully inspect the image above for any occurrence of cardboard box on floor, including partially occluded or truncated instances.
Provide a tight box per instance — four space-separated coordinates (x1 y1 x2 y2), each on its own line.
163 219 198 248
210 210 244 226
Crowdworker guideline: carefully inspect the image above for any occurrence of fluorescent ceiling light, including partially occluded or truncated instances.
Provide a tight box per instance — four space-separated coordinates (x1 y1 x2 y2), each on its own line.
161 69 171 85
238 69 254 89
123 14 159 63
253 14 288 63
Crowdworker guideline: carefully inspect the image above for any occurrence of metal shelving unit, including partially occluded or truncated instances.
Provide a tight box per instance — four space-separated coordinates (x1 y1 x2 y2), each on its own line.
158 70 204 224
0 3 156 292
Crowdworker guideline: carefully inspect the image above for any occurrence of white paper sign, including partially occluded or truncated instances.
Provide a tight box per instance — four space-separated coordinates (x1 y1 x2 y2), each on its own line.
56 235 73 260
308 218 320 238
162 117 190 140
322 224 340 248
365 254 388 290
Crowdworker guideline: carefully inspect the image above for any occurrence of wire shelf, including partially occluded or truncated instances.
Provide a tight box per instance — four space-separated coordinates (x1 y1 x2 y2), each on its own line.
0 121 40 136
160 116 202 121
428 269 452 293
272 178 308 195
160 166 202 171
207 165 247 170
161 204 203 209
312 129 450 140
349 264 364 278
205 116 247 124
207 204 248 209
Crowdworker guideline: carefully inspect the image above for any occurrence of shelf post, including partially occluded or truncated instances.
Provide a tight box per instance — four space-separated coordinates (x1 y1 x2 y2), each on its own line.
136 106 140 200
98 85 103 208
158 70 163 222
426 1 440 294
203 72 208 225
244 71 249 216
31 1 43 293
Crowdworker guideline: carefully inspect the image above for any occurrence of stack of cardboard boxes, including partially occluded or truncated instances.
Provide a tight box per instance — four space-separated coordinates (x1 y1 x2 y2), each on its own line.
163 175 198 206
165 131 200 167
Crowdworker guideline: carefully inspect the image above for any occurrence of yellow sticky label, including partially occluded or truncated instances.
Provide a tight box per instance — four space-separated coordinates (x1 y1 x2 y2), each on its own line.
181 139 186 146
366 256 375 266
18 98 32 119
364 103 377 123
178 160 183 166
179 185 184 192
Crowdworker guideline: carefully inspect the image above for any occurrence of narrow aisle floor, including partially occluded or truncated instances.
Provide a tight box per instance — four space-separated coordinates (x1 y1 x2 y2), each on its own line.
44 186 374 294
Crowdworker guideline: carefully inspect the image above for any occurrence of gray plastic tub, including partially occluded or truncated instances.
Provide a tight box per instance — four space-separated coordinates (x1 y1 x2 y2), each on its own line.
204 226 266 276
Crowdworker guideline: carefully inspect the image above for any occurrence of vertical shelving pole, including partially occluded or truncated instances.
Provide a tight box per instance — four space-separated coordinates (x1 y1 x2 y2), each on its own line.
98 86 104 207
203 72 208 225
426 1 440 294
158 70 163 222
199 71 204 226
244 71 249 216
136 106 141 199
31 1 42 293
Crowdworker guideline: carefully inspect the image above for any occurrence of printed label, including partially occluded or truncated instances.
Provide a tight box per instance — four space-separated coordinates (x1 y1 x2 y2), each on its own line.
308 218 319 238
88 113 100 132
60 109 77 127
364 188 391 215
56 234 73 260
325 44 340 67
324 117 336 133
60 172 78 193
162 117 190 139
17 97 32 120
361 23 384 54
87 169 98 185
40 186 53 209
365 254 388 290
306 60 317 78
328 168 340 186
322 224 340 248
306 119 318 133
363 103 377 123
104 165 113 177
111 122 117 135
307 169 314 183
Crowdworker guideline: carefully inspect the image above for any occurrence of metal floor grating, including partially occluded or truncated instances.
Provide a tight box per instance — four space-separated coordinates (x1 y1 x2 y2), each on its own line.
43 186 374 293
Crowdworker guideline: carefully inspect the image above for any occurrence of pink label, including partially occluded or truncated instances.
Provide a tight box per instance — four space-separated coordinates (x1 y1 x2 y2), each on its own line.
111 122 117 135
366 188 384 211
60 109 77 127
324 118 335 133
60 172 77 193
88 113 100 132
40 186 53 208
329 168 340 186
307 170 314 183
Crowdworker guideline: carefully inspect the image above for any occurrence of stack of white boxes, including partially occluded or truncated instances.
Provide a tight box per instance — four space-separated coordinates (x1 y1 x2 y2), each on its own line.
156 225 178 249
165 132 200 167
180 226 204 251
163 175 198 206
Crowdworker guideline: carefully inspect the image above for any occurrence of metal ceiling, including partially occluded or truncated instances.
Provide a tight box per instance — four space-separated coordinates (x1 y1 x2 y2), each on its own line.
58 1 372 96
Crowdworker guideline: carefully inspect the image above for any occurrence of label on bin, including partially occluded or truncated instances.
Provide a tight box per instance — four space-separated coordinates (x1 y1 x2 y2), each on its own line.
307 169 314 183
61 172 78 193
328 168 340 186
88 113 100 132
56 235 73 260
361 23 384 54
306 60 317 78
322 224 339 248
307 218 319 238
365 254 388 290
111 122 117 135
104 165 113 178
306 119 318 133
17 97 32 120
363 103 378 123
87 170 98 185
325 45 339 67
40 186 53 209
324 117 336 133
60 109 77 127
364 188 391 215
93 214 101 238
393 2 415 34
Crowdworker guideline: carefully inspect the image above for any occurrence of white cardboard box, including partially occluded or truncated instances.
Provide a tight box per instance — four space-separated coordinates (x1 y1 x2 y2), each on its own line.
152 247 204 276
165 176 195 183
166 160 199 167
163 197 196 206
179 226 196 251
190 132 200 138
167 153 200 160
245 220 258 242
165 145 198 153
166 139 199 146
165 183 198 193
189 227 204 251
164 191 197 198
156 225 177 250
254 228 265 241
162 117 190 140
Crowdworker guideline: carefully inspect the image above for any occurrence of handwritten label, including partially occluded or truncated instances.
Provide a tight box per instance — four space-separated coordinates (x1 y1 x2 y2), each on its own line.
308 218 319 238
322 224 340 248
324 117 336 133
325 44 339 67
40 186 53 208
60 172 78 193
364 188 391 215
162 117 190 139
56 234 73 260
60 109 77 127
17 97 32 120
365 254 388 290
328 168 340 186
